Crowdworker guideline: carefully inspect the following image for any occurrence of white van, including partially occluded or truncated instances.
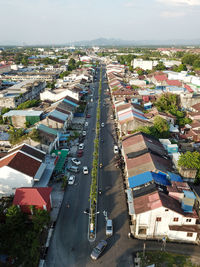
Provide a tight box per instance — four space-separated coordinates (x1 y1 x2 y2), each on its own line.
106 219 113 236
114 145 118 154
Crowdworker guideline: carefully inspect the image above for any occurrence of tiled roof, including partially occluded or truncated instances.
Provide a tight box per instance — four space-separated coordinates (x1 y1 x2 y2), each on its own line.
13 187 52 206
7 144 45 161
0 151 42 177
48 115 64 124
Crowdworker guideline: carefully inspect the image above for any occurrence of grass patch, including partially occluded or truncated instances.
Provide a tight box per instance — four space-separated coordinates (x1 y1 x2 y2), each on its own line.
138 251 200 267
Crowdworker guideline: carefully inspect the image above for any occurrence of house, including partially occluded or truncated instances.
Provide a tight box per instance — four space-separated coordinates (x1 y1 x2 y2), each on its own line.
0 143 46 197
36 124 60 153
0 80 46 108
129 190 199 243
117 106 152 136
3 110 43 128
121 132 172 178
13 187 52 213
128 171 171 190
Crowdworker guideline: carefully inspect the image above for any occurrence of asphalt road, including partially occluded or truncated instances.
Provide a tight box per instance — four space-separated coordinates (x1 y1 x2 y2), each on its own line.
45 66 200 267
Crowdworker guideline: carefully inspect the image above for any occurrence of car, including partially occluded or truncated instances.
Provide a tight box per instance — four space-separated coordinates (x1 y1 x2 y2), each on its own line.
68 175 75 185
71 158 81 166
85 122 88 127
77 150 83 157
90 240 107 260
106 219 113 236
83 166 89 175
67 166 79 173
82 131 86 136
101 123 105 127
79 143 84 150
86 114 91 118
114 145 118 154
110 115 113 119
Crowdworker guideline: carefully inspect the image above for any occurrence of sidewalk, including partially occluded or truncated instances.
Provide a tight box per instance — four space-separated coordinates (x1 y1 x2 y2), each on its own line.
49 182 64 222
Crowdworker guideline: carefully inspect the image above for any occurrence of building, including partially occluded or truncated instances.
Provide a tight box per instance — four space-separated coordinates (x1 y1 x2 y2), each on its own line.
129 189 199 243
3 110 43 128
132 59 158 71
121 132 172 178
0 64 11 74
0 80 46 108
13 187 52 213
0 143 46 197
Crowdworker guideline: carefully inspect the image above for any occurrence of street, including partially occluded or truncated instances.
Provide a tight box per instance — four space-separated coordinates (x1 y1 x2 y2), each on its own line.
46 66 200 267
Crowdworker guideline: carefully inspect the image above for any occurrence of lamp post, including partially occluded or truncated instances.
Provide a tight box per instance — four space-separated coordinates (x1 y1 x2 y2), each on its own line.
84 210 100 233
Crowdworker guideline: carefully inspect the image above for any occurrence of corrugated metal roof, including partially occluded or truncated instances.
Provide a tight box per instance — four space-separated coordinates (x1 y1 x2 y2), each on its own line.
3 110 43 117
50 109 68 122
128 171 170 188
167 172 183 182
37 124 58 136
63 98 78 107
183 190 196 199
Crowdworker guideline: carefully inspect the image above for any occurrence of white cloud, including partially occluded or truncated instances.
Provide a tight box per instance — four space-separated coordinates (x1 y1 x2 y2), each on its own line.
157 0 200 6
161 11 186 17
124 1 137 7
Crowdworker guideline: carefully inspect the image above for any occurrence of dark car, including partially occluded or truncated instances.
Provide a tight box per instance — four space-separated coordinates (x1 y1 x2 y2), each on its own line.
77 150 83 157
90 240 107 260
86 114 91 118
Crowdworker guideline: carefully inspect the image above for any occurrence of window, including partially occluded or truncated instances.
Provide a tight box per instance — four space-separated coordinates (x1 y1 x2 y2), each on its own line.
187 232 193 237
156 217 161 222
186 219 191 222
138 227 147 235
173 217 179 222
165 209 168 212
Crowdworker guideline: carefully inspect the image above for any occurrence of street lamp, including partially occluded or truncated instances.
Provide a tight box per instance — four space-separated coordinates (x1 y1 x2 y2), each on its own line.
83 210 100 218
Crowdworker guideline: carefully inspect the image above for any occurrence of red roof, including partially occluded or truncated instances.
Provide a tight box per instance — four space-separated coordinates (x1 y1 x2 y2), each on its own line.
13 187 52 206
154 74 168 81
166 79 182 87
184 84 193 93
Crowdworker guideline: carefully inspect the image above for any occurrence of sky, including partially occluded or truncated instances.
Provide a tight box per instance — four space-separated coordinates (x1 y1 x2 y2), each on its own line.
0 0 200 45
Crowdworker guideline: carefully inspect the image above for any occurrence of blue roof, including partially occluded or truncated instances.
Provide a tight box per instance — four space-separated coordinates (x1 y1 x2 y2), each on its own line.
167 172 183 182
63 98 78 107
128 171 170 188
183 190 196 199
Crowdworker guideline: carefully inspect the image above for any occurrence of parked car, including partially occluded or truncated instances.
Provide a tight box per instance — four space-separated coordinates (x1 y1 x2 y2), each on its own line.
79 143 84 150
85 122 88 127
67 166 79 173
83 166 89 175
71 158 81 166
86 114 91 118
77 150 83 157
101 122 105 127
114 145 118 154
68 175 75 185
110 115 113 119
106 219 113 236
90 240 107 260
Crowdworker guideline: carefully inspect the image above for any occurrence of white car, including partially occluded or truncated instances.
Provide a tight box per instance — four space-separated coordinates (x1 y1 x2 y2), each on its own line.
101 123 105 127
79 143 84 150
106 219 113 236
83 166 89 175
82 131 86 136
68 175 75 185
114 145 118 154
71 158 81 166
85 122 88 127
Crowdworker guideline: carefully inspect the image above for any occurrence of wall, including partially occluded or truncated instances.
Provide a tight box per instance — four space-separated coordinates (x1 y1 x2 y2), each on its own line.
0 166 33 196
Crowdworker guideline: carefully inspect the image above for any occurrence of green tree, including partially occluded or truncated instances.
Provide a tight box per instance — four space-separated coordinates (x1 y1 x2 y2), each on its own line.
153 116 169 134
193 59 200 69
155 62 166 71
182 54 199 66
32 209 50 233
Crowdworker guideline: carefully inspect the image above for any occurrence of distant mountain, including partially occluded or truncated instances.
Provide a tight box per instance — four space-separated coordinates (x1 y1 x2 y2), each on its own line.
1 37 200 47
69 37 200 47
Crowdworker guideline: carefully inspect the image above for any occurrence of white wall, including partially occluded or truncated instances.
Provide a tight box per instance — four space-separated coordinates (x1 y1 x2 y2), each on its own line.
0 166 33 196
135 206 197 242
40 88 79 102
